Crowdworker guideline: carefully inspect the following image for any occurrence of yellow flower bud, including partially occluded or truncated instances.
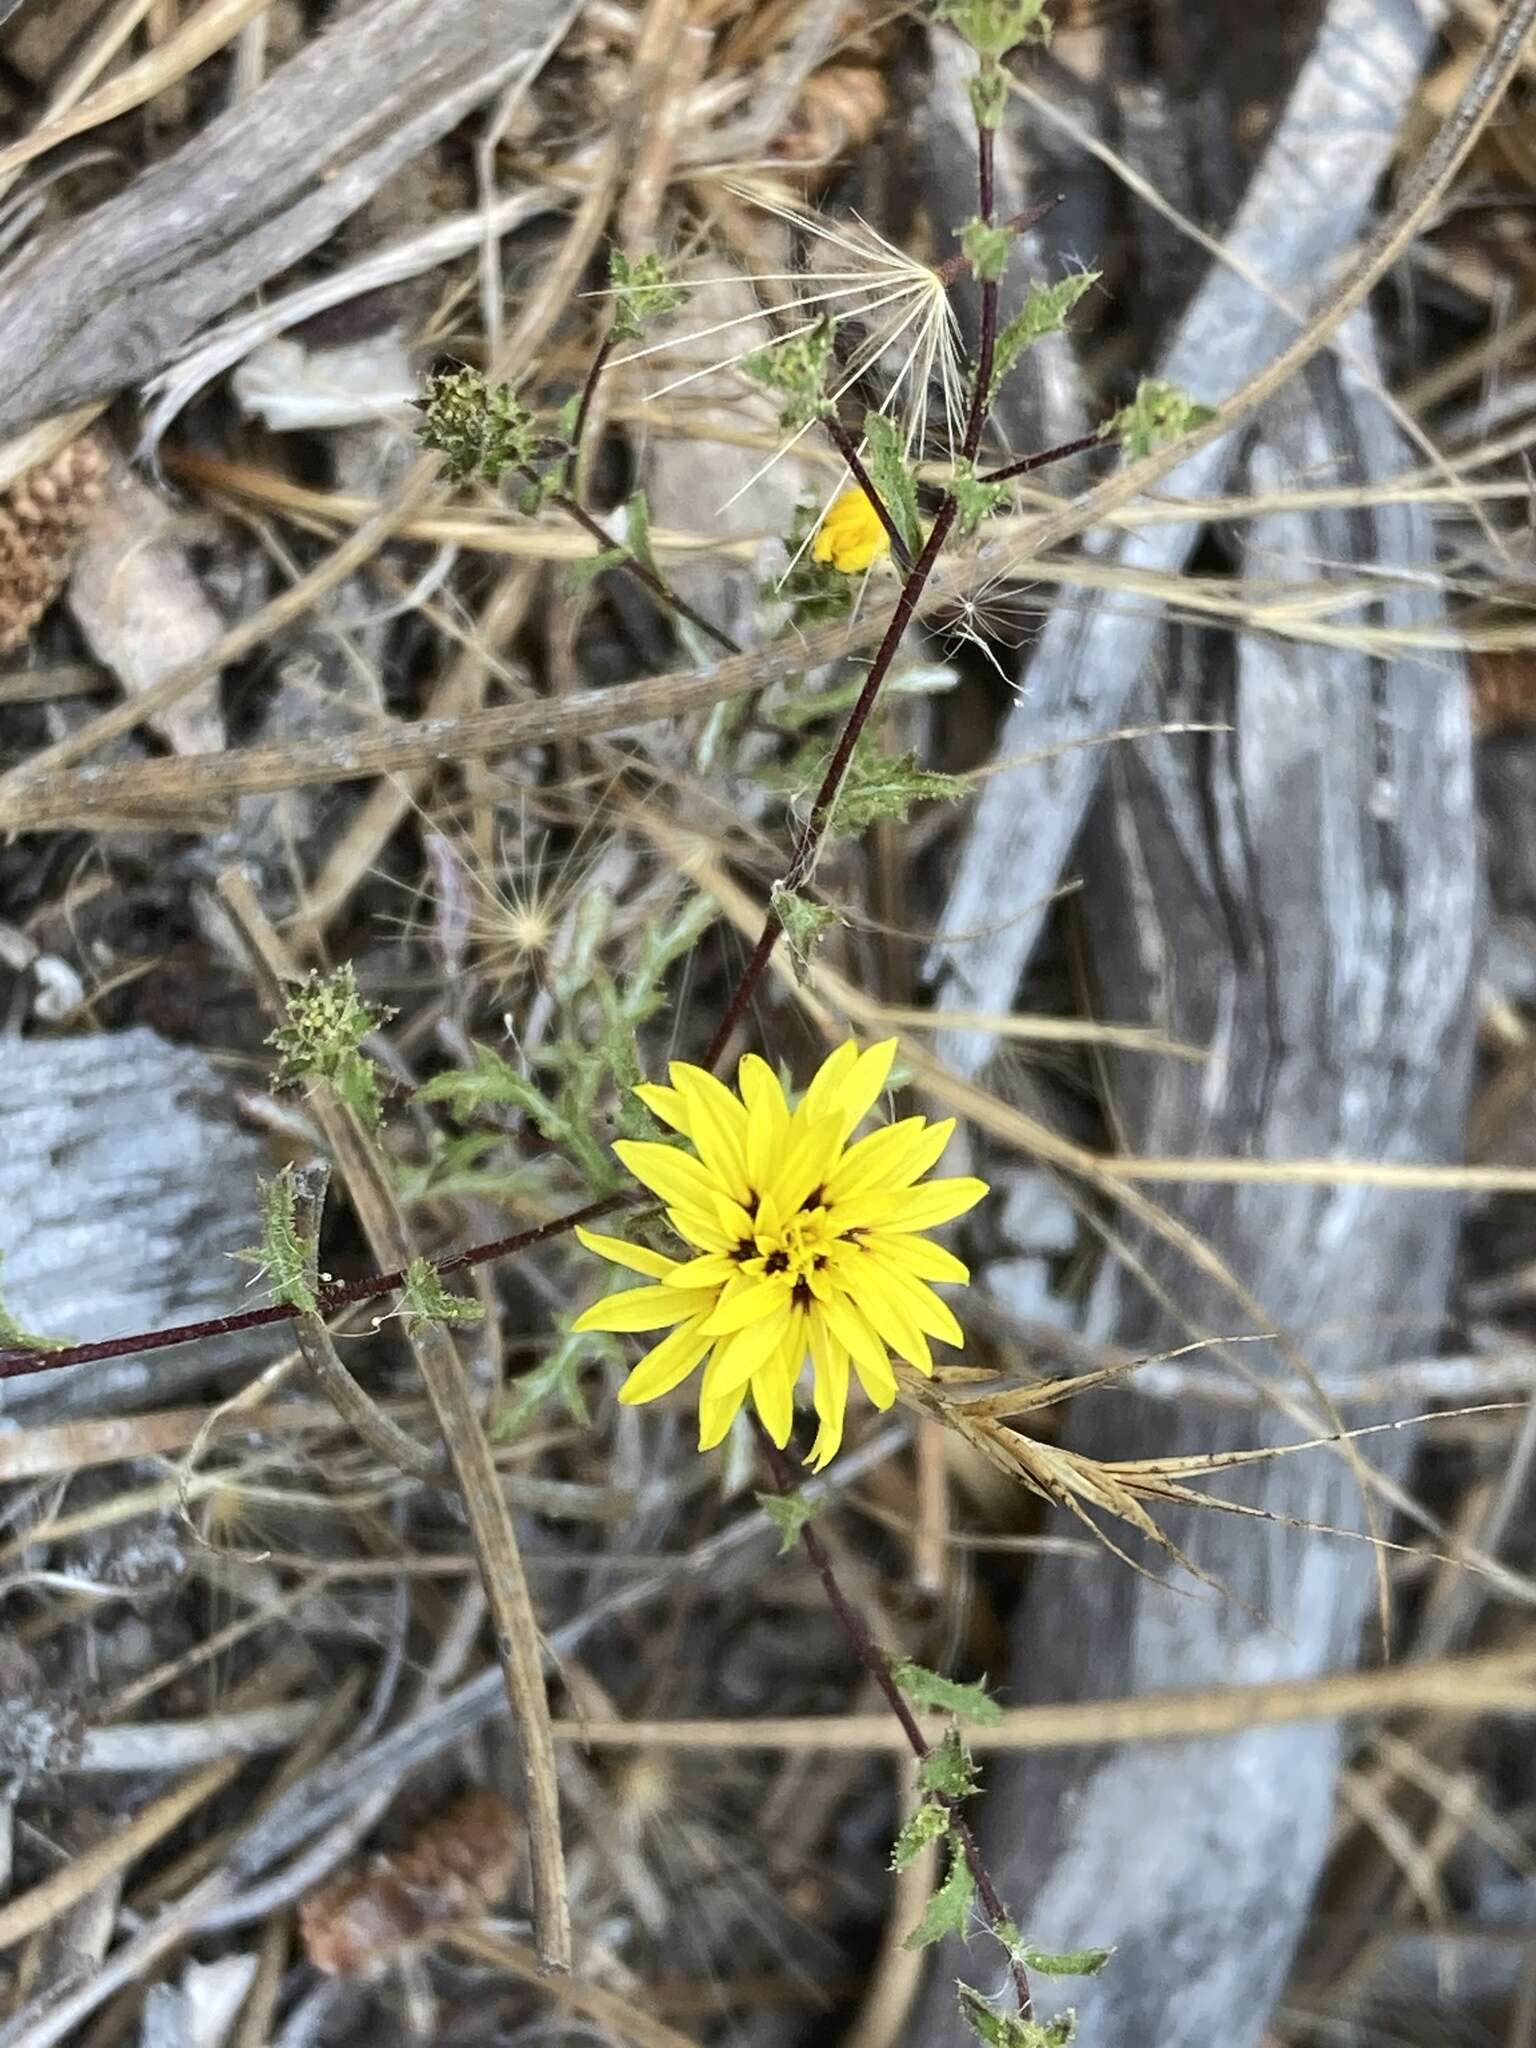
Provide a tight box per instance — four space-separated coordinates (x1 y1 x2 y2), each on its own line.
811 487 891 575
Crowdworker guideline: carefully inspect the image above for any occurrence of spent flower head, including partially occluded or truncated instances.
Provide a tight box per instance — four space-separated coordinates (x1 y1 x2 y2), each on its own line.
812 487 892 575
573 1039 987 1467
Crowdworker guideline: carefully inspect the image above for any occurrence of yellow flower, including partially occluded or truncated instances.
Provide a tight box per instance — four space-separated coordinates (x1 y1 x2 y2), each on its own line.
811 488 891 575
573 1040 985 1468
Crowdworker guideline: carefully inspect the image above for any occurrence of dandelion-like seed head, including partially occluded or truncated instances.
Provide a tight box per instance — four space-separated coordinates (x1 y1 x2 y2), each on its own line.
616 186 965 495
574 1040 987 1468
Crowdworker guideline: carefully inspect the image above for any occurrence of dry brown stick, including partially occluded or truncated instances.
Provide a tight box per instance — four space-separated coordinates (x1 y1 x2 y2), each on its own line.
0 1758 244 1953
447 1927 704 2048
215 872 572 1972
285 1159 444 1482
545 1649 1536 1755
0 0 272 188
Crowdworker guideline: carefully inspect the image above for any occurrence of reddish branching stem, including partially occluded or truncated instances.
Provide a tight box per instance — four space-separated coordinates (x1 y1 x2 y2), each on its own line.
754 1426 1033 2020
704 115 1004 1073
14 102 1044 2031
531 468 741 657
982 429 1105 484
568 331 616 472
0 1193 634 1382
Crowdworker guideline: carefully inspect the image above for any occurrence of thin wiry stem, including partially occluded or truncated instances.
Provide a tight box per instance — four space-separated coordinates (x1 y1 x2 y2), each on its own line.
0 1193 634 1381
704 114 1006 1074
754 1424 1034 2022
982 429 1105 484
531 469 741 656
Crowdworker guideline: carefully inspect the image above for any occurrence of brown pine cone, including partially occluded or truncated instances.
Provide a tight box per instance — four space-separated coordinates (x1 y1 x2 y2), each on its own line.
1470 648 1536 737
0 433 112 654
299 1788 525 1978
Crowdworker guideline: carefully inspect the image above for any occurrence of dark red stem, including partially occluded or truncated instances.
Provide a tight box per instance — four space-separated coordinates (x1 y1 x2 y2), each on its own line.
568 331 616 476
822 416 913 571
755 1425 1033 2019
0 1192 633 1382
534 470 741 657
704 123 1004 1075
982 429 1105 484
702 498 958 1071
963 128 998 464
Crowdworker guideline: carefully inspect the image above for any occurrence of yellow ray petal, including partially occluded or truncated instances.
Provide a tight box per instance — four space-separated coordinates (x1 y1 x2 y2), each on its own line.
761 1112 844 1222
633 1082 689 1135
829 1175 987 1233
701 1273 794 1336
665 1251 739 1290
836 1258 933 1373
806 1306 850 1471
865 1231 969 1284
806 1036 897 1143
697 1368 748 1450
739 1053 791 1188
613 1139 723 1213
824 1117 937 1203
751 1361 795 1447
669 1063 752 1204
797 1040 859 1127
709 1304 796 1390
573 1283 716 1334
617 1316 714 1405
818 1289 893 1391
574 1225 677 1280
862 1249 965 1346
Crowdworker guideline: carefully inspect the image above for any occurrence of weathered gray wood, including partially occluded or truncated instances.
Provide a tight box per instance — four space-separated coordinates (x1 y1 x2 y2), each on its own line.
0 0 579 437
0 1028 266 1417
930 0 1444 1078
911 333 1479 2046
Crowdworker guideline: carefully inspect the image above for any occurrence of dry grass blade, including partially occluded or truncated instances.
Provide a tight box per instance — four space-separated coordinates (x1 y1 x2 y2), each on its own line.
0 1756 243 1952
0 0 272 191
544 1650 1536 1754
447 1926 705 2048
214 872 572 1973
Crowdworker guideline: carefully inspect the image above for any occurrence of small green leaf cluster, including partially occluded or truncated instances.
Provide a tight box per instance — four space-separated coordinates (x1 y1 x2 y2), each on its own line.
894 1659 1005 1724
937 0 1051 128
950 459 1004 539
743 320 836 431
937 0 1052 58
863 414 923 556
416 367 539 486
770 884 842 978
754 1487 826 1554
889 1664 995 1951
961 217 1014 282
398 1256 484 1335
608 246 689 345
958 1986 1077 2047
771 734 965 838
0 1253 68 1354
1102 377 1217 459
270 965 396 1130
232 1166 320 1314
992 272 1099 387
493 1315 618 1437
